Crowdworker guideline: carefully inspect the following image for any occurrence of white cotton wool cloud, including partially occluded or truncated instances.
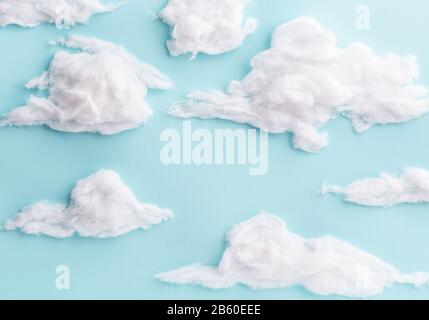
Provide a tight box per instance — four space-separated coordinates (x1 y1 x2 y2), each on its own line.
0 36 172 134
320 168 429 207
0 0 123 29
157 213 429 298
4 170 173 238
159 0 258 58
169 17 429 153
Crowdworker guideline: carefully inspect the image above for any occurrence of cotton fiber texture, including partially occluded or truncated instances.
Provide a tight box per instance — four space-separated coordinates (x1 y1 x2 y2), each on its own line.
0 36 172 134
159 0 258 58
0 0 122 29
4 170 173 238
320 168 429 207
157 213 429 298
170 17 429 153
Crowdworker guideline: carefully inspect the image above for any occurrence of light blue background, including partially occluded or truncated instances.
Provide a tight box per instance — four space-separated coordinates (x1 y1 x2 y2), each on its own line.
1 0 429 300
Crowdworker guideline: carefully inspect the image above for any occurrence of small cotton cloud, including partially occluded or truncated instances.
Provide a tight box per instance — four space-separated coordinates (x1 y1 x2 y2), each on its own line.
4 170 173 238
159 0 258 58
169 17 429 153
320 168 429 207
0 0 123 29
0 35 172 135
157 213 429 298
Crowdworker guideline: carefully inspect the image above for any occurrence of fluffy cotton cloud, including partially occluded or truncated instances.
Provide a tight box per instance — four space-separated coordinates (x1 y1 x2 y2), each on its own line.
157 213 429 298
169 17 429 153
0 36 172 134
0 0 123 29
4 170 173 238
159 0 258 58
320 168 429 207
